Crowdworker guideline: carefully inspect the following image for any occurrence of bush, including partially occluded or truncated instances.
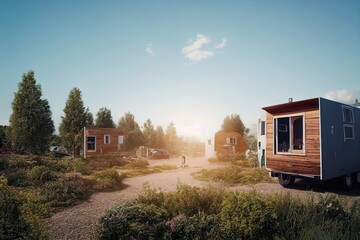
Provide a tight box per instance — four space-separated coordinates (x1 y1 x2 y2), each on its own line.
7 170 30 187
42 178 91 208
97 203 168 240
126 159 149 169
0 182 49 239
0 158 9 171
28 166 56 185
98 184 360 240
55 158 91 175
164 213 220 240
219 191 277 240
194 167 274 185
92 169 124 191
138 183 224 217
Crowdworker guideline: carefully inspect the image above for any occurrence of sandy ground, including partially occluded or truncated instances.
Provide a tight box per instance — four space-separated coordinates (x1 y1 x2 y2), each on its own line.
46 157 360 240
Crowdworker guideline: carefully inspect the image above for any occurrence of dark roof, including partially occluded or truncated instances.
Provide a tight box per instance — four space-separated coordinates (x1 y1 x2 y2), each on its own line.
262 97 319 115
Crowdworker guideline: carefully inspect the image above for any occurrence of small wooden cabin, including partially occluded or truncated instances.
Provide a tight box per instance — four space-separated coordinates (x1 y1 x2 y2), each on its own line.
214 131 248 156
262 97 360 188
83 127 124 159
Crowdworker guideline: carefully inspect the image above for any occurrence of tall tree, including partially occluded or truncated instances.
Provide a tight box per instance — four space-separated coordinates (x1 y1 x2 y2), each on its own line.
117 112 144 150
0 126 7 148
85 107 94 127
221 114 246 136
59 88 86 157
165 122 178 154
143 119 156 148
8 71 54 154
155 126 166 149
95 107 115 128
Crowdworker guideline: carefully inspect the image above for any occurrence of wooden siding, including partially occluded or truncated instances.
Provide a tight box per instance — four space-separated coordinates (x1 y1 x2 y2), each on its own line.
84 128 124 158
214 131 248 155
266 110 321 176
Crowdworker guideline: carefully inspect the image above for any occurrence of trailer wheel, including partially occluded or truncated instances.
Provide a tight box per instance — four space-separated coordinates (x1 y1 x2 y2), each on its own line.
278 173 294 187
343 174 353 190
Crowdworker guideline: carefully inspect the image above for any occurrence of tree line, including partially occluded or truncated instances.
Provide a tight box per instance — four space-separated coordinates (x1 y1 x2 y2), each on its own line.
2 71 213 156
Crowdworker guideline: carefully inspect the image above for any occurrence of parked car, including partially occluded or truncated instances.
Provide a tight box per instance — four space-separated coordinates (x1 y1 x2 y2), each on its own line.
49 146 69 158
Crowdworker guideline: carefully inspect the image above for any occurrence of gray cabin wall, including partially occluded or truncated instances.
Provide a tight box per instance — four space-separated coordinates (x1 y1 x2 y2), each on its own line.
320 98 360 180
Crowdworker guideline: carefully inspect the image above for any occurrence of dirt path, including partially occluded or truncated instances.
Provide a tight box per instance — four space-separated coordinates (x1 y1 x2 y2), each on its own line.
46 157 360 240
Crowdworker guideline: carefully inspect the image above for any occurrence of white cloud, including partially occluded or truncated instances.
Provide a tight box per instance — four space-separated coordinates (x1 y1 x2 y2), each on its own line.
325 89 360 104
215 38 227 49
146 43 154 55
1 119 9 126
182 33 214 63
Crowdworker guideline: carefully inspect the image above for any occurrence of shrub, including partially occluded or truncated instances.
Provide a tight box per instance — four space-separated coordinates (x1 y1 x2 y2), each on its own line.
0 158 9 171
97 203 168 240
164 213 220 240
28 166 55 185
55 158 91 175
98 184 360 239
42 178 91 208
164 183 224 216
194 167 274 185
219 191 277 240
92 169 124 191
126 159 149 169
0 183 49 239
7 170 30 187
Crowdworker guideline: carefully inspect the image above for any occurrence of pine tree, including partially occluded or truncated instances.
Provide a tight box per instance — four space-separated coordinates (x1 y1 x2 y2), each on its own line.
85 107 94 127
143 119 156 148
8 71 54 154
95 107 115 128
117 112 144 150
59 88 86 157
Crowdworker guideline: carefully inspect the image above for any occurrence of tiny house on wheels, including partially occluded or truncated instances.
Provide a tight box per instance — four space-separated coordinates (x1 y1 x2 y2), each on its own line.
262 97 360 189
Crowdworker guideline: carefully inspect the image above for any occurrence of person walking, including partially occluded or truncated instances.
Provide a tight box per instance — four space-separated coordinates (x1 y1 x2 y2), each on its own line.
181 151 186 167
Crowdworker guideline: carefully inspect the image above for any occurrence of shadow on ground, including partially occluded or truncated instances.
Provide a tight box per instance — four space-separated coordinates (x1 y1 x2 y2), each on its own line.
286 177 360 197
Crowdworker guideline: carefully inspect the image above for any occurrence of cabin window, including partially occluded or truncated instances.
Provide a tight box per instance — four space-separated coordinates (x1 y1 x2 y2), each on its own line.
342 106 355 141
104 135 110 144
342 107 354 123
226 137 237 145
87 136 96 151
344 124 355 141
118 136 124 144
275 115 304 154
261 121 265 135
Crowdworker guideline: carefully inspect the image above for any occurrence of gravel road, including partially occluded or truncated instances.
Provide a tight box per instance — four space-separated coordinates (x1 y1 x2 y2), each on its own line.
46 157 360 240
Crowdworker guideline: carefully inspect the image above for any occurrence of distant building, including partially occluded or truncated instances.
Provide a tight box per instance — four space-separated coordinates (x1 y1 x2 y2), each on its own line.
83 127 124 159
257 112 266 167
205 136 215 158
214 131 248 156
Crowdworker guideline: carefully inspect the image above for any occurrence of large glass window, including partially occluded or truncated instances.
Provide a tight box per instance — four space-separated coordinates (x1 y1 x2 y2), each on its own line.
275 115 304 154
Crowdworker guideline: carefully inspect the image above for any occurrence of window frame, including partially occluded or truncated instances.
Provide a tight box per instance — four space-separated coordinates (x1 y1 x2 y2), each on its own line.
274 113 305 155
342 106 355 142
344 124 355 141
87 136 96 151
104 135 111 144
226 137 237 145
342 106 354 124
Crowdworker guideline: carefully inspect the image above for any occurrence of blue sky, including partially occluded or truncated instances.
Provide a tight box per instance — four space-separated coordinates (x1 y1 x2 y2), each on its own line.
1 0 359 138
